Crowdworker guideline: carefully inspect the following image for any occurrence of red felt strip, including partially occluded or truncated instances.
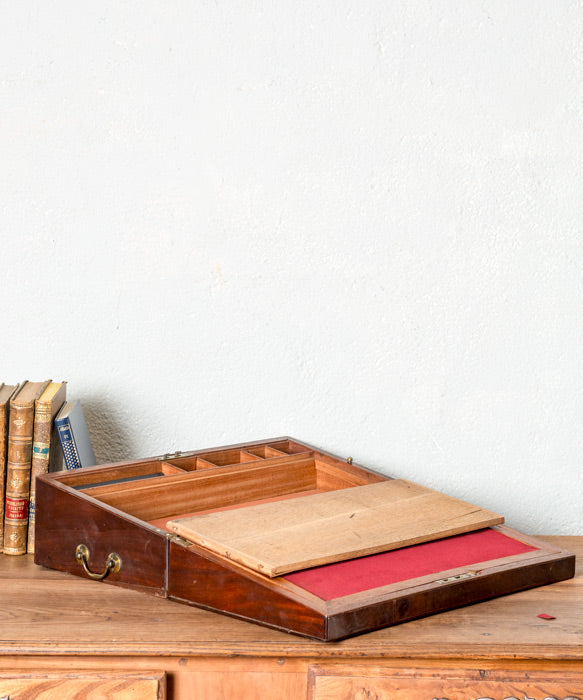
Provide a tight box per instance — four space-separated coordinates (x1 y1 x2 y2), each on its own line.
284 528 537 601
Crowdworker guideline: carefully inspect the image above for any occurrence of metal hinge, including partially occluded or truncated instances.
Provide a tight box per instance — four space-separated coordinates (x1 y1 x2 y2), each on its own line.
434 570 480 584
170 534 193 548
157 450 197 462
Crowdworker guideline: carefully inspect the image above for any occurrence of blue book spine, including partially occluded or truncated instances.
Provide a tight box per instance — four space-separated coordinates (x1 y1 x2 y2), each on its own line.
55 418 82 470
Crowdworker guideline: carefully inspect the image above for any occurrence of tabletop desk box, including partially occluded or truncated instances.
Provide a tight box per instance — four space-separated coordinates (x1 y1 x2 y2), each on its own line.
34 437 575 642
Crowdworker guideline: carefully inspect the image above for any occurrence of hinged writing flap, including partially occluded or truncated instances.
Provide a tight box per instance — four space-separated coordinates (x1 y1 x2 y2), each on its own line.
167 479 504 577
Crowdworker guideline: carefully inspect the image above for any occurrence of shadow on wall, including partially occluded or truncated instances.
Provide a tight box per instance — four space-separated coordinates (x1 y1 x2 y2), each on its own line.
81 397 137 465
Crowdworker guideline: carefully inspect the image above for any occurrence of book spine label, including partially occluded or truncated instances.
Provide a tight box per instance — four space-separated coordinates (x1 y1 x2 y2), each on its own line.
56 421 82 470
28 402 54 554
5 496 28 519
4 402 35 555
4 495 28 554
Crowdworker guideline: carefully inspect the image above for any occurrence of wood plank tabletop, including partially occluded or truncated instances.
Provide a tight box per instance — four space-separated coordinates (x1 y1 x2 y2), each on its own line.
0 536 580 660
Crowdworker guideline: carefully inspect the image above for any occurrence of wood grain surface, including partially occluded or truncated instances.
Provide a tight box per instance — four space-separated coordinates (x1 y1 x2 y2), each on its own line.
307 666 583 700
0 536 578 659
0 671 165 699
34 477 168 594
0 537 580 699
167 479 504 576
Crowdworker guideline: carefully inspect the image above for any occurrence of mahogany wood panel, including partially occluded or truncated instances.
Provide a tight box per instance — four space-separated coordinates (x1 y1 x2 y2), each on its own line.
34 477 168 594
326 541 575 640
54 455 167 485
167 540 327 640
92 455 317 520
56 460 183 488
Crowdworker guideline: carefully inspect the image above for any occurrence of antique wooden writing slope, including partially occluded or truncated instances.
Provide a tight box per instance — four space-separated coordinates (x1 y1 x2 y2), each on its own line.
34 438 575 641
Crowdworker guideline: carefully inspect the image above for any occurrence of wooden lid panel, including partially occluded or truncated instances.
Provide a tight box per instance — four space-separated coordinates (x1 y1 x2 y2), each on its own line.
167 479 504 577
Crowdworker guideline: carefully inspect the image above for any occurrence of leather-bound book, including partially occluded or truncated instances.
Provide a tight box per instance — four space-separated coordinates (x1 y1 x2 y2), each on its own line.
3 380 50 556
0 383 19 553
27 382 67 554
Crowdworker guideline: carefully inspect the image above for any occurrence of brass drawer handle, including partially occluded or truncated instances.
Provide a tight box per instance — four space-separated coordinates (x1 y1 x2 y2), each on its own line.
75 544 122 580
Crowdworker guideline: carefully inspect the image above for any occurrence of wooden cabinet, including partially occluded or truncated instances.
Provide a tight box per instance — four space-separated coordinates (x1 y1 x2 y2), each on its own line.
308 666 583 700
0 536 580 700
0 672 165 699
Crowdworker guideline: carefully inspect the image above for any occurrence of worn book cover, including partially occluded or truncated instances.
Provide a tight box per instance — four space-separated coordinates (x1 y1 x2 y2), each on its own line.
27 382 67 554
4 380 50 555
0 383 19 553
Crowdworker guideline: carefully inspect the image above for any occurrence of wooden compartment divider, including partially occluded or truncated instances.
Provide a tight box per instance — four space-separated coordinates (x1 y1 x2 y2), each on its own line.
93 455 318 521
56 460 188 489
194 450 262 467
245 445 288 459
267 440 311 455
314 460 386 490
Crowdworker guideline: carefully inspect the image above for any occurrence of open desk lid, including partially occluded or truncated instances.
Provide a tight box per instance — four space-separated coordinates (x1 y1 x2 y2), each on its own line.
167 478 504 577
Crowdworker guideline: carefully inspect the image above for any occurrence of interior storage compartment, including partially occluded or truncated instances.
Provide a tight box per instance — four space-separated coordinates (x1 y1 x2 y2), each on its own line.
163 451 263 472
245 445 288 459
89 454 319 521
57 460 187 490
165 444 314 471
83 452 383 524
266 439 311 455
195 449 262 468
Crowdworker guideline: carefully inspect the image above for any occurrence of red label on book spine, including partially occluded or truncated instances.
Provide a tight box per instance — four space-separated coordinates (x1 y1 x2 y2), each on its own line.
5 497 28 520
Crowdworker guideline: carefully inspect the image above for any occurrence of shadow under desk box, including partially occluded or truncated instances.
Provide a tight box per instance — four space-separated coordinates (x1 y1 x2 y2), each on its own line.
34 437 575 641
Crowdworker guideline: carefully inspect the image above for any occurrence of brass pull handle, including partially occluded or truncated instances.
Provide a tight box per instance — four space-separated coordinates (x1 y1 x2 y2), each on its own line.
75 543 122 580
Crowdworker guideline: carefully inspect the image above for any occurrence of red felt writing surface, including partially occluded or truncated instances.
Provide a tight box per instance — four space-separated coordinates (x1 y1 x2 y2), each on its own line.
284 528 537 601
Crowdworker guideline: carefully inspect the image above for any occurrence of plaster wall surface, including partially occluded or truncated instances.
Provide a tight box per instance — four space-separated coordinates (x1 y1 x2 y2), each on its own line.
1 1 582 534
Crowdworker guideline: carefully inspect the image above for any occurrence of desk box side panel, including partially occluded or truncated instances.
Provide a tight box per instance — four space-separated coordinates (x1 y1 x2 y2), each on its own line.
34 477 168 595
168 541 327 640
326 549 576 641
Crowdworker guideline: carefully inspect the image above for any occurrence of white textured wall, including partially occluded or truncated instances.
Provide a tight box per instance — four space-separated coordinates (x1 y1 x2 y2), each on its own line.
1 1 582 534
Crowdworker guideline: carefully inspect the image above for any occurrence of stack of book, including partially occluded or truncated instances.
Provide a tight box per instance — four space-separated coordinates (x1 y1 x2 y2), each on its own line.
0 380 97 556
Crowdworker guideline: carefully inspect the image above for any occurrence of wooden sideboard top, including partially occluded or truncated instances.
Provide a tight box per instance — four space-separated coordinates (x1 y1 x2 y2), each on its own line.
0 536 581 661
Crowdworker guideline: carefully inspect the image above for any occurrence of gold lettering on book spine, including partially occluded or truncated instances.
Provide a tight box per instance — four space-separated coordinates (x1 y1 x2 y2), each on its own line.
7 442 32 463
34 410 52 423
9 407 34 438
